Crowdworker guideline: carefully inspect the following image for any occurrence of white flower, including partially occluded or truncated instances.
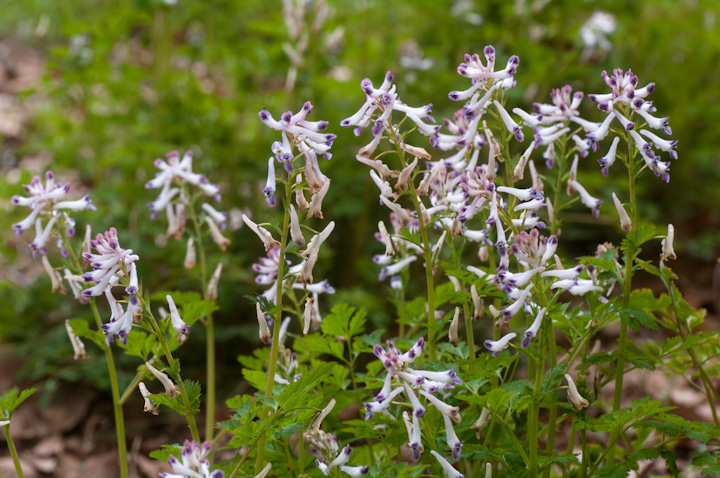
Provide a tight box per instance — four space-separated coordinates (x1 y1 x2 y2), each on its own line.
146 361 180 398
363 387 404 420
166 295 190 344
568 179 602 217
484 332 516 357
289 204 305 246
242 214 281 251
661 224 677 261
418 390 461 423
612 192 632 231
521 307 546 348
598 136 620 176
256 303 272 343
65 320 88 360
81 227 139 299
160 440 223 478
443 414 463 460
565 374 590 410
138 382 158 415
430 450 465 478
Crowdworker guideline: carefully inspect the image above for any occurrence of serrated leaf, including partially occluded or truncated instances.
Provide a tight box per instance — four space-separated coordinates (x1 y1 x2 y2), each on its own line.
619 307 657 331
120 330 156 359
398 297 426 326
321 303 354 337
148 444 182 462
243 368 268 392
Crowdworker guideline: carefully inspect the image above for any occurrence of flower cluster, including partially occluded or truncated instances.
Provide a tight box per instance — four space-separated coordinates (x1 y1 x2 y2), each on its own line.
588 68 677 182
81 227 142 345
12 170 95 258
364 337 464 468
304 400 368 477
145 150 230 252
159 440 223 478
259 101 335 213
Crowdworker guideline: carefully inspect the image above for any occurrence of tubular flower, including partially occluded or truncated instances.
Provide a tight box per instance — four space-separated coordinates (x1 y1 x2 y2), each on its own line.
65 320 89 360
565 374 590 411
12 171 95 257
146 361 180 398
430 450 465 478
365 336 463 462
138 382 158 415
166 295 190 344
521 307 546 348
484 332 516 356
661 224 677 261
159 440 224 478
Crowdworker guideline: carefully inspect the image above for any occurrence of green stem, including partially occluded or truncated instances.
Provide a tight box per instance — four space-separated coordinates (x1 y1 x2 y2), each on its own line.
119 364 149 405
608 137 637 465
187 195 216 442
550 135 569 235
580 428 589 478
543 318 558 478
448 236 475 360
387 124 437 359
3 425 24 478
255 181 292 474
145 307 201 442
60 224 129 478
528 339 545 478
665 279 720 426
90 301 129 478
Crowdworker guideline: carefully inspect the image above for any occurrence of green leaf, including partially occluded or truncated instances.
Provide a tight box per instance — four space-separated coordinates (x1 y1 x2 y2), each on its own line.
148 443 182 462
321 303 358 338
242 368 268 392
0 388 37 419
120 330 157 359
348 307 367 337
621 224 657 256
67 318 105 348
619 307 657 331
398 297 426 326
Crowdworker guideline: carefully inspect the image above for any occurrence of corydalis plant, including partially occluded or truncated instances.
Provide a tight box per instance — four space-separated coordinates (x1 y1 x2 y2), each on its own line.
252 100 336 474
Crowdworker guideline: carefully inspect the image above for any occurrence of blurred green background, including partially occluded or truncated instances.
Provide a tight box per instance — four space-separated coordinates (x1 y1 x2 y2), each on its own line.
1 0 718 394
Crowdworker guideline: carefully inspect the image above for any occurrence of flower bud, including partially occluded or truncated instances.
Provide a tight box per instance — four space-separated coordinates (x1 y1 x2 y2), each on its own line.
145 361 180 397
611 192 632 231
138 382 159 415
256 303 271 344
565 373 589 410
207 263 223 300
184 236 196 269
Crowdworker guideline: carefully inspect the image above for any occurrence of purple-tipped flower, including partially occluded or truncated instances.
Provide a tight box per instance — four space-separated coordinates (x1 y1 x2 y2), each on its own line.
568 180 602 217
521 307 546 348
430 450 465 478
166 294 190 344
159 439 223 478
484 332 516 357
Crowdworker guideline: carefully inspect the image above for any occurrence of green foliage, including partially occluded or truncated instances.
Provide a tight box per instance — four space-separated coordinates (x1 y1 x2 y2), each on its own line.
0 388 37 419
